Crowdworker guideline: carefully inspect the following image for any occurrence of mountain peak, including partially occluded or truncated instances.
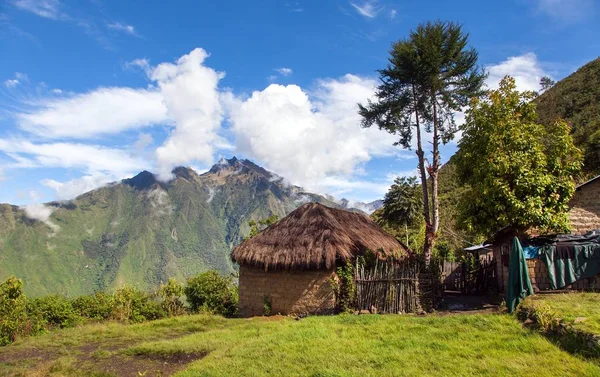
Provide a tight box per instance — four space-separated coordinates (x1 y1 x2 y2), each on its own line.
122 170 160 190
172 166 198 181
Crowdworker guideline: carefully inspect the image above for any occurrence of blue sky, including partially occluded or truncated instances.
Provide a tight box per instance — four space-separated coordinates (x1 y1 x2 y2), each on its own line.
1 0 599 206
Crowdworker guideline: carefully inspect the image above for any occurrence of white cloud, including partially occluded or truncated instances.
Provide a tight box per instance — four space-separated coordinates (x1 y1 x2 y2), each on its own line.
275 67 293 76
107 22 139 36
13 0 64 20
0 139 145 175
4 79 20 88
389 9 397 19
150 48 226 180
485 53 549 92
22 202 59 234
125 58 150 72
227 73 397 196
535 0 596 22
349 0 380 18
42 172 117 201
17 87 169 138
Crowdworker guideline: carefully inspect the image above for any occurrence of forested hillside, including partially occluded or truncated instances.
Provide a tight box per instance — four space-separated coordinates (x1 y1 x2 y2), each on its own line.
536 57 600 175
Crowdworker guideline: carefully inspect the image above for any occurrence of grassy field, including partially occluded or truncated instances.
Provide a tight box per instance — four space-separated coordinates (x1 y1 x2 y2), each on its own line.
1 313 599 377
522 292 600 335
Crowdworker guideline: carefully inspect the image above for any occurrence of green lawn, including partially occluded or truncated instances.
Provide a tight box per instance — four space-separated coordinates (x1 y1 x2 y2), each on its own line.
522 293 600 335
1 313 599 377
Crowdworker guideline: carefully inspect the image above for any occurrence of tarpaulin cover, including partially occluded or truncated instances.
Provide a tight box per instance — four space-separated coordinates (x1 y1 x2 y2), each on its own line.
507 237 534 313
538 230 600 289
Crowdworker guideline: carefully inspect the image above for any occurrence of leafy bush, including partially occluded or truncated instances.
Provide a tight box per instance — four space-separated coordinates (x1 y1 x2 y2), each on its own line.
158 279 186 317
330 262 356 314
185 271 238 316
27 295 81 329
0 277 43 346
111 286 166 323
72 292 113 321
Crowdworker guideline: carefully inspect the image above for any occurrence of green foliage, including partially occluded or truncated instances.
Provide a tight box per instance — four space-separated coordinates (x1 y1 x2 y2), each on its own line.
456 76 582 235
262 296 272 316
158 279 186 317
330 262 356 313
381 176 423 228
246 214 279 239
27 295 81 329
0 277 37 346
539 76 555 92
111 286 166 323
184 271 238 316
71 292 113 321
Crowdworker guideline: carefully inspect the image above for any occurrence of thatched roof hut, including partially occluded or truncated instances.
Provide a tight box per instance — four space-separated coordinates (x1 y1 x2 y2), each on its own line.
232 203 409 317
232 202 409 271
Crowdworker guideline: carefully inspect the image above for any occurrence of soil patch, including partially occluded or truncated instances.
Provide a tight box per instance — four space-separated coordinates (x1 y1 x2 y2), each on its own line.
80 352 208 377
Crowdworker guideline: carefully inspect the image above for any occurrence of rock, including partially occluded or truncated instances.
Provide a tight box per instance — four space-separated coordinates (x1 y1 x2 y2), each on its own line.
574 317 588 323
370 305 378 314
359 310 370 315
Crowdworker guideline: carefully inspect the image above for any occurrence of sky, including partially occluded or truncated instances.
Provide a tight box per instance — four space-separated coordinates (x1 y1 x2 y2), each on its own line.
1 0 599 206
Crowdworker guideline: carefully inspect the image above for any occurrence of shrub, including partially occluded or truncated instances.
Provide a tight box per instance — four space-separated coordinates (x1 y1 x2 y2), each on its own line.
0 277 43 346
330 262 356 314
27 295 81 329
158 279 186 317
111 286 166 323
72 292 113 321
185 271 238 316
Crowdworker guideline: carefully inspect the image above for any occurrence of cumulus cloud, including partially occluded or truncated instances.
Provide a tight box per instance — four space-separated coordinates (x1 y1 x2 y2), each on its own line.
149 48 226 180
16 87 169 138
227 73 397 195
485 53 550 92
349 0 381 18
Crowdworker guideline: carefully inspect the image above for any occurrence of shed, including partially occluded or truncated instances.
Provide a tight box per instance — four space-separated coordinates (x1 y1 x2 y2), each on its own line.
231 202 409 316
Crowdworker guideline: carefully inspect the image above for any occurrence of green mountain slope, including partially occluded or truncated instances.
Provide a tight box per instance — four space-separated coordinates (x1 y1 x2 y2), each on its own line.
535 57 600 175
0 157 342 296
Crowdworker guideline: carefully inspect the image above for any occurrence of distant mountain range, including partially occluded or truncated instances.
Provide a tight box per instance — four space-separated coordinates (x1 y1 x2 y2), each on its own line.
0 157 382 296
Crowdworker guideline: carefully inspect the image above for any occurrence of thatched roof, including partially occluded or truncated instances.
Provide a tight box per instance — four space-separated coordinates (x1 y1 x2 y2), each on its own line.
232 202 409 271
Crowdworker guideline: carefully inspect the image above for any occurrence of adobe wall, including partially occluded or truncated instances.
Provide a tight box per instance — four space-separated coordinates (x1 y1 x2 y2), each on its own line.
569 179 600 234
526 259 600 292
238 266 336 317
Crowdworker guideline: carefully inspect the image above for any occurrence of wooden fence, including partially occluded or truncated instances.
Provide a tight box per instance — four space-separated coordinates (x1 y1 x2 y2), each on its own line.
442 256 497 294
354 259 424 314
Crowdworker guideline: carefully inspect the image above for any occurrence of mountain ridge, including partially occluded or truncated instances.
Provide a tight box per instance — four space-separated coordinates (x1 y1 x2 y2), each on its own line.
0 157 382 296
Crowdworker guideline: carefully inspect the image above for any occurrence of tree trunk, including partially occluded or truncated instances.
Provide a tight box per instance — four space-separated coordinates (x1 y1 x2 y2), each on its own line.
412 84 432 267
425 95 442 268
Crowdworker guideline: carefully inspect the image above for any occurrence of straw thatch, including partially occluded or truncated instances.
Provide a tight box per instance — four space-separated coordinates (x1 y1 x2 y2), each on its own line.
232 202 409 271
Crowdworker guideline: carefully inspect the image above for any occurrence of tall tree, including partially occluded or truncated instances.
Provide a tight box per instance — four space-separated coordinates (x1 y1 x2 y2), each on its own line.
380 176 423 246
359 21 485 265
539 76 556 92
455 76 582 235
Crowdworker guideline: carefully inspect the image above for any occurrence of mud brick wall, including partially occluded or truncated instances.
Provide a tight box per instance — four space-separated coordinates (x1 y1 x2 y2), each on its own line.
569 179 600 234
238 266 336 317
526 259 600 292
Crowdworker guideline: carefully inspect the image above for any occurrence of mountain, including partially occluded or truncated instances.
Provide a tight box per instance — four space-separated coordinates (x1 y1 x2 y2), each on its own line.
535 57 600 175
0 157 352 296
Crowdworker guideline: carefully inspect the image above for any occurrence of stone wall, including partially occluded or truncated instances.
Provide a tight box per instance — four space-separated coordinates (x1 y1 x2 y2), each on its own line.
238 266 336 317
569 178 600 234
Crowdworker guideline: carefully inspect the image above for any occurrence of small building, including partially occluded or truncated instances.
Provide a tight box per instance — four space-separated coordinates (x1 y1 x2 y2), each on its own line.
231 202 408 317
491 175 600 293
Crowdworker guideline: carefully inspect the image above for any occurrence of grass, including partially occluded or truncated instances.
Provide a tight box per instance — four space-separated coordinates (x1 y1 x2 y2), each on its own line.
1 313 599 376
522 292 600 335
